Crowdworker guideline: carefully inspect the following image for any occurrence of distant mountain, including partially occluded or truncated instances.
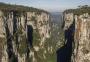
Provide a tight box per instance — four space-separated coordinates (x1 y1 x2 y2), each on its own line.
50 12 63 26
50 12 62 15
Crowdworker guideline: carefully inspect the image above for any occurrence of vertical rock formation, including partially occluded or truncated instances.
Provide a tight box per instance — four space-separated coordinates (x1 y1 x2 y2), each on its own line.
0 10 28 62
0 10 6 62
73 13 90 62
0 6 50 62
26 12 51 62
64 11 90 62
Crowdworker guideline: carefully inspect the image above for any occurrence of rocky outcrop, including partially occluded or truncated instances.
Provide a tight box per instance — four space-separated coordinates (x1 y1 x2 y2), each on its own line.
0 6 50 62
26 12 51 62
64 12 90 62
73 13 90 62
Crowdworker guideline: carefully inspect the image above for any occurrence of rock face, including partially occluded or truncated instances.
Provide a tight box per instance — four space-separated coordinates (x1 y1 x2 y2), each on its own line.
0 9 50 62
73 13 90 62
64 12 90 62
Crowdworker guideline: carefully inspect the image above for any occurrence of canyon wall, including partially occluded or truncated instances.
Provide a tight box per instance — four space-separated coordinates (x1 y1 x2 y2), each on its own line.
0 9 50 62
64 12 90 62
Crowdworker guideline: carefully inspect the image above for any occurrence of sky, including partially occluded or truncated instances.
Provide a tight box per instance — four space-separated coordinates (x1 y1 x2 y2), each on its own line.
0 0 90 12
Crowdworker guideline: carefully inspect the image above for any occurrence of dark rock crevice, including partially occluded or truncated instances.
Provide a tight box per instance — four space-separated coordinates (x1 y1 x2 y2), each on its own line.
27 25 33 48
4 11 19 62
57 20 75 62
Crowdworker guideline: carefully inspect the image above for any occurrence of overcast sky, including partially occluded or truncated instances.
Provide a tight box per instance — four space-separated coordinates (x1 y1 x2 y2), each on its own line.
0 0 90 12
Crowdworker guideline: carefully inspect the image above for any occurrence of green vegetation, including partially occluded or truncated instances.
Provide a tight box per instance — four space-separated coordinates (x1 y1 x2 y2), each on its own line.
33 29 41 46
17 25 23 34
0 37 6 49
64 5 90 15
43 23 65 62
18 35 28 56
31 24 62 62
0 2 48 13
31 16 36 21
46 53 57 62
13 25 28 56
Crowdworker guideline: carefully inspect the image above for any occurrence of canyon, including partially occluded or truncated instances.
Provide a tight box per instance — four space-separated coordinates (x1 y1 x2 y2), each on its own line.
0 3 64 62
0 3 51 62
0 2 90 62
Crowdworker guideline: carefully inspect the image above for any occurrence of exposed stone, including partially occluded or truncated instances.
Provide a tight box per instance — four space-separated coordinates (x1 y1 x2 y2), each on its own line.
0 9 50 62
64 13 90 62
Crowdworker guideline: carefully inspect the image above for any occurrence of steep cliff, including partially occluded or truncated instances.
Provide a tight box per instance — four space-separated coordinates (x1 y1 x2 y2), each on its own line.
63 6 90 62
0 3 51 62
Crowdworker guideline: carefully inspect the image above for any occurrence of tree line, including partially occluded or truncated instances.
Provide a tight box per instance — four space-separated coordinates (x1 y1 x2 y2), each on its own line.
0 2 48 14
64 5 90 15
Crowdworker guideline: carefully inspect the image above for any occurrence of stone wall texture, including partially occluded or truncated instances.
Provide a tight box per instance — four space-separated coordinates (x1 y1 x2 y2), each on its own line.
64 13 90 62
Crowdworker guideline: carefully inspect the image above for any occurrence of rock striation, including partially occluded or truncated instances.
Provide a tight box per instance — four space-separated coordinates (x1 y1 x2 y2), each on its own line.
64 8 90 62
0 3 50 62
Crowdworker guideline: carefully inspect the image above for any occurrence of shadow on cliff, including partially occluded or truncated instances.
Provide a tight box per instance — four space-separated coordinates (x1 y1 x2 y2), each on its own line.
4 11 18 62
27 25 33 48
26 25 33 62
56 20 75 62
